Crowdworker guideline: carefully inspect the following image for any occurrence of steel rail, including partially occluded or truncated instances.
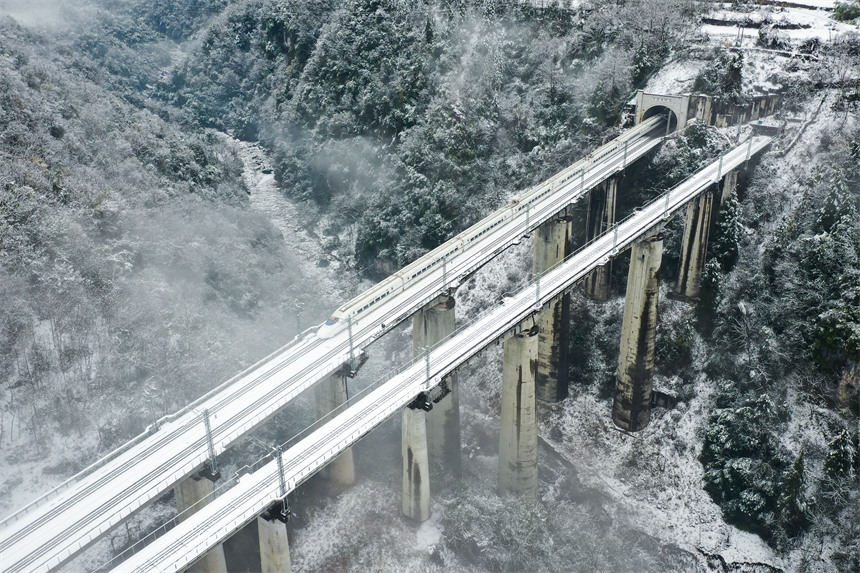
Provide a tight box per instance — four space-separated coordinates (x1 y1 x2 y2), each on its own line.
0 120 666 573
116 135 773 573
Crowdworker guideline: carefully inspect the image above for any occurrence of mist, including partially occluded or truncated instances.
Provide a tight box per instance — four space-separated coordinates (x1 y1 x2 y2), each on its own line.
0 0 97 30
1 1 858 571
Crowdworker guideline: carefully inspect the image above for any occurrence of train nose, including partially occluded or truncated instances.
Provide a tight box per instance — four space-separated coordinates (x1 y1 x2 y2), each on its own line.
317 318 340 339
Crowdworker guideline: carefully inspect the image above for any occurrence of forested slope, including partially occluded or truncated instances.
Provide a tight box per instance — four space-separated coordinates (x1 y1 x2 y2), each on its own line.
159 0 694 272
0 11 321 483
0 1 857 571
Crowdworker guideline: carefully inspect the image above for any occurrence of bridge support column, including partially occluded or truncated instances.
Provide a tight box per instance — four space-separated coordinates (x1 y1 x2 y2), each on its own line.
533 210 572 402
675 188 715 300
402 405 431 521
584 177 618 301
613 232 663 432
413 293 460 477
257 514 291 573
315 373 356 489
719 170 738 206
498 323 539 497
175 475 228 573
676 170 738 300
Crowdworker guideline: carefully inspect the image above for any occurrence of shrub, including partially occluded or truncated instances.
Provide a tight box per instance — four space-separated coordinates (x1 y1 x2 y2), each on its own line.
701 395 789 541
834 1 860 22
692 49 744 103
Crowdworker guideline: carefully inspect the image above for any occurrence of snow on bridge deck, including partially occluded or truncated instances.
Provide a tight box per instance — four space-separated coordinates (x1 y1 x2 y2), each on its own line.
0 118 665 573
115 135 772 573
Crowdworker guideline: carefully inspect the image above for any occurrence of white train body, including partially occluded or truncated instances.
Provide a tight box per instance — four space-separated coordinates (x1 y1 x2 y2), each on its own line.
315 117 662 340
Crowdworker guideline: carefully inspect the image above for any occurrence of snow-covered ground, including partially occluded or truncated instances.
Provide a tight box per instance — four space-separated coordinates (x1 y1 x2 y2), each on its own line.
222 133 363 314
543 353 782 569
282 8 860 569
520 0 583 9
644 58 707 95
646 0 859 98
702 1 858 46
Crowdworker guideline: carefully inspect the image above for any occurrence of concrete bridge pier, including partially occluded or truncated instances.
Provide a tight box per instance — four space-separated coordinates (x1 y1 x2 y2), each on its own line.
533 209 573 402
174 475 228 573
257 514 291 573
675 188 715 300
584 177 618 301
613 231 663 432
402 404 431 521
314 372 356 489
676 170 739 300
498 322 539 498
719 170 738 206
401 293 458 522
412 293 461 477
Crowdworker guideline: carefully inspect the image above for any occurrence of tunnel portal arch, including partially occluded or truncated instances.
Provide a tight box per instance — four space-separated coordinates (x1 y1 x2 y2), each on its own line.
643 105 678 134
634 91 690 133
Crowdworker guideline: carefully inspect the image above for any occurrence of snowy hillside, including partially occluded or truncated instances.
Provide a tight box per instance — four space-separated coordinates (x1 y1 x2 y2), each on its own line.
0 1 856 572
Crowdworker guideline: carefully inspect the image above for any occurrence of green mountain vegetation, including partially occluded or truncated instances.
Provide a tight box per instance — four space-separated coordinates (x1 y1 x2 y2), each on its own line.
0 12 320 455
0 0 857 571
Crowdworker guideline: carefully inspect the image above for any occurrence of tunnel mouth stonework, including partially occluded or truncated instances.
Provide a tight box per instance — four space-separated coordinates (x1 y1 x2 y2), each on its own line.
642 105 678 133
634 91 691 132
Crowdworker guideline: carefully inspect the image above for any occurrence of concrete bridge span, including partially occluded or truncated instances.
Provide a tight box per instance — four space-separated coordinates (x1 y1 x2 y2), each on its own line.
0 117 667 573
0 97 779 572
116 135 772 572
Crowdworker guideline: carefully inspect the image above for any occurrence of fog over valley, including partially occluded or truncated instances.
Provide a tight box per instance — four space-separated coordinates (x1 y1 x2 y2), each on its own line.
0 1 857 572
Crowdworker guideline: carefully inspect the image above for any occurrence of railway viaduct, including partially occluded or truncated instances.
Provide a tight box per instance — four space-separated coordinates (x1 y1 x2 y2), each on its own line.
0 95 777 573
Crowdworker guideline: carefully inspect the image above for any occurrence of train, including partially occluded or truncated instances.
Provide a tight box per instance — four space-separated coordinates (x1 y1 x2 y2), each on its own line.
316 116 664 340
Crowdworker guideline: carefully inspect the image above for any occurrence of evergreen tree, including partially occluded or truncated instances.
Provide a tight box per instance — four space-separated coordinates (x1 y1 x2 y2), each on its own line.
711 192 742 272
834 0 860 22
824 430 857 482
778 452 809 538
692 49 744 103
701 395 789 540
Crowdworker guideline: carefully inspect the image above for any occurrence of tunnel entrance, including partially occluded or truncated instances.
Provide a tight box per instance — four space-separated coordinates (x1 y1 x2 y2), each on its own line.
643 105 679 134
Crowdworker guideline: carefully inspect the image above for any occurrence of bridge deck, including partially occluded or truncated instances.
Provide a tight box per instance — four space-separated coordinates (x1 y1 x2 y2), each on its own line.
0 119 665 572
115 135 772 573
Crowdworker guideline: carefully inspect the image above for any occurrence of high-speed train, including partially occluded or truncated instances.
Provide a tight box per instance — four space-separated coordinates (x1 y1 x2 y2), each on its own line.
316 116 665 339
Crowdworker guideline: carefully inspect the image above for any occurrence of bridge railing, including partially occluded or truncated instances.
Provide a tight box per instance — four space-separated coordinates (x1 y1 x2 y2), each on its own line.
2 116 670 536
0 324 322 532
3 118 673 573
97 132 771 572
101 203 673 568
96 296 527 568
